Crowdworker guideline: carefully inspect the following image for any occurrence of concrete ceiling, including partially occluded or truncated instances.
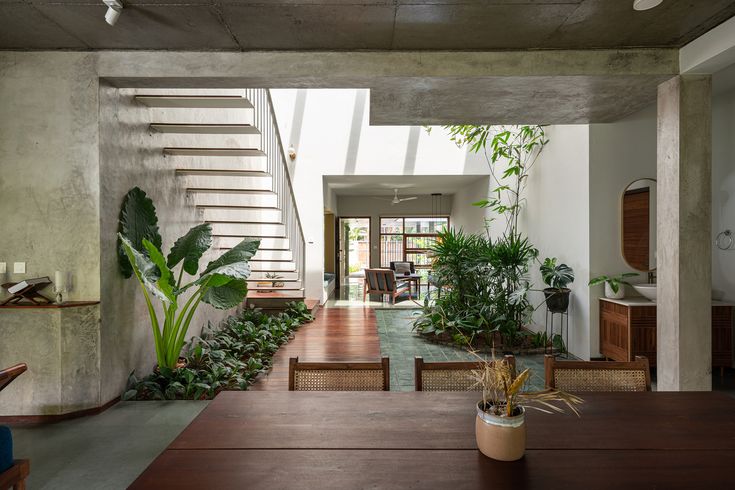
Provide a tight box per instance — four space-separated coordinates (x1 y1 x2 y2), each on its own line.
325 175 484 196
1 1 735 51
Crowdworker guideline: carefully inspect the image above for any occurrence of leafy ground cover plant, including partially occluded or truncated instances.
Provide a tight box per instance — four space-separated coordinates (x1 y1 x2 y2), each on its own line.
123 302 313 400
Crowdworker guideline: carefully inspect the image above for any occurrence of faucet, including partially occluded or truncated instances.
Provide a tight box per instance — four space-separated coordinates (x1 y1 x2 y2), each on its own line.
647 271 656 284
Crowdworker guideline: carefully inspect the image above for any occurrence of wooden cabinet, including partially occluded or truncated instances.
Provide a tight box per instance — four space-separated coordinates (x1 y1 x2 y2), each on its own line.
600 298 733 368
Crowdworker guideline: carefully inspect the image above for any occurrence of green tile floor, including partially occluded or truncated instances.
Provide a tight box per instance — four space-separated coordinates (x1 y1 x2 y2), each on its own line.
376 308 547 391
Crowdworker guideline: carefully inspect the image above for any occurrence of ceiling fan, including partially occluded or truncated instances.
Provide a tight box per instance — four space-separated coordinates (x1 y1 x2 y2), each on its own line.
373 189 419 205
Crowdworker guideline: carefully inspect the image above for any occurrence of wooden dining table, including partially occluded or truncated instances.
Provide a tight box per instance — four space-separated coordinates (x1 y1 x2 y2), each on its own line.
130 391 735 489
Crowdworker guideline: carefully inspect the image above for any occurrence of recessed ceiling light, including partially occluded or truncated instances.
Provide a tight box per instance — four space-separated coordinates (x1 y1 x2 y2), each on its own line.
633 0 663 11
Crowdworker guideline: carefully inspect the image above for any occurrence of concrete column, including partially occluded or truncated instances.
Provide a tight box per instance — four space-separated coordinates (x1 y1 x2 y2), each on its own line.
656 75 712 391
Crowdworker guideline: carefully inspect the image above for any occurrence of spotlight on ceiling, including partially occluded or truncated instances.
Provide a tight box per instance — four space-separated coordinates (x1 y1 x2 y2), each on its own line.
103 0 123 26
633 0 663 11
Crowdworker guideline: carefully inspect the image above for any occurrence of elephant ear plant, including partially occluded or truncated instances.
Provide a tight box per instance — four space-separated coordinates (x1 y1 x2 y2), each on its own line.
117 187 260 370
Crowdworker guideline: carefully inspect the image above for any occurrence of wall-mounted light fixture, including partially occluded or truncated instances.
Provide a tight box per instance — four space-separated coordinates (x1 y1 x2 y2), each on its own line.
288 145 297 160
633 0 663 11
103 0 123 26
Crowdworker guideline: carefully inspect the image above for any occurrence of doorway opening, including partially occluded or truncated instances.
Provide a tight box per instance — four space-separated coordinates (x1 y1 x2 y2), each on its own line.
338 217 371 288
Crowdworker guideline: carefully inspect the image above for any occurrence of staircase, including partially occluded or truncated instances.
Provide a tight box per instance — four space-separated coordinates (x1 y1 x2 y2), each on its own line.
136 90 306 308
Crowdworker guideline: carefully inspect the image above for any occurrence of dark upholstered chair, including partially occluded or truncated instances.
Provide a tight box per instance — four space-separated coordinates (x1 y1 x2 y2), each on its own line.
389 261 416 274
363 269 410 304
288 357 390 391
415 356 516 391
544 355 651 392
1 363 30 490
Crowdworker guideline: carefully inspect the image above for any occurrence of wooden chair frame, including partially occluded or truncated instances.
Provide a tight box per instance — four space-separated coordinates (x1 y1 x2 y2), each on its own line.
1 363 29 490
288 357 390 391
0 364 27 393
415 355 516 391
363 269 410 304
544 355 651 392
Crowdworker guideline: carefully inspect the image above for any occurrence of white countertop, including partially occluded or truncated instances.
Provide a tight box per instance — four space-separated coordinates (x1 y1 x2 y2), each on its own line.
600 297 734 307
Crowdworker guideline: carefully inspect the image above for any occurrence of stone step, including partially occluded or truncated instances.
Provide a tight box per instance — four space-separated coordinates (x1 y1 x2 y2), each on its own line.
188 190 278 208
200 207 282 223
172 158 268 173
210 222 286 237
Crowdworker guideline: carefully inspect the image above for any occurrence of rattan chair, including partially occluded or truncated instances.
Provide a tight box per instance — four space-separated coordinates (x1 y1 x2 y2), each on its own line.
544 355 651 392
288 357 390 391
415 355 516 391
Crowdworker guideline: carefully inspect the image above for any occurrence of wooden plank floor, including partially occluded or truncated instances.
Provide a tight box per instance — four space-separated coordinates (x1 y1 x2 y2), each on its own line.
250 307 381 391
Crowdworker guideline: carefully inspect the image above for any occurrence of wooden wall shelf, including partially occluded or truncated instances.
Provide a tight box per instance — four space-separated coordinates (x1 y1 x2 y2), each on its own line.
0 301 100 309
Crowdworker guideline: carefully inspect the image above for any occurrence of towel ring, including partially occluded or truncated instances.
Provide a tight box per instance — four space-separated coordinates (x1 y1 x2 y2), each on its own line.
716 230 733 250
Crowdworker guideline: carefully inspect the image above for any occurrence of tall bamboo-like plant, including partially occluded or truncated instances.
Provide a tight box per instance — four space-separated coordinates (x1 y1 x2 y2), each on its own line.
117 187 259 369
442 125 548 237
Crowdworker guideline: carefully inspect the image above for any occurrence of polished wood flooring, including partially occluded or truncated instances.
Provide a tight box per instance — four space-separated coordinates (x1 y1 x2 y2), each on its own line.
250 307 381 391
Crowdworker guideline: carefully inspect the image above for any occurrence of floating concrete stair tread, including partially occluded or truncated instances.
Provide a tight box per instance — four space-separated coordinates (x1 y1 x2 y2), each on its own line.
247 290 305 300
252 250 293 261
249 271 299 281
187 187 274 193
176 169 270 177
196 204 279 210
150 123 260 135
136 95 253 109
163 148 266 157
188 190 278 207
215 237 289 250
201 208 282 223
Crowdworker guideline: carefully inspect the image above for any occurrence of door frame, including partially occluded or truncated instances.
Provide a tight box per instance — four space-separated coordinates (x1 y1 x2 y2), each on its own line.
336 216 372 287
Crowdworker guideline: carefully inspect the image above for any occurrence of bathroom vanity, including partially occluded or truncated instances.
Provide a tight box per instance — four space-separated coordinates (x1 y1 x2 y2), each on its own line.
599 297 734 368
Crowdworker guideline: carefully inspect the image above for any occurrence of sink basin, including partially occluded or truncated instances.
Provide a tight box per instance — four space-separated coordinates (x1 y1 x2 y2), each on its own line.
633 283 657 301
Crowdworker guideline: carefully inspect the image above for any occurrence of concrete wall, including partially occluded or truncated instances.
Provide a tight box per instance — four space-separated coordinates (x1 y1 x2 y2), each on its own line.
588 104 658 357
518 126 592 359
98 87 244 401
0 52 100 301
336 194 453 270
270 89 488 301
712 87 735 303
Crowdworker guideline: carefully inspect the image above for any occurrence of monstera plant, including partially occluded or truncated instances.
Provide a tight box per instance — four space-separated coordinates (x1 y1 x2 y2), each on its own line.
117 187 259 370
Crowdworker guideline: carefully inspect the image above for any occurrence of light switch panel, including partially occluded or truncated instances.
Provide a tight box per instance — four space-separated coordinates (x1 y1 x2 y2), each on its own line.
13 262 26 274
0 262 6 273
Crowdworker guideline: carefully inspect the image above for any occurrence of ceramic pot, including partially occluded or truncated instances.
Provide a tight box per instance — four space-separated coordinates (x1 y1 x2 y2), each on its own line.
543 288 570 313
475 402 526 461
604 282 625 299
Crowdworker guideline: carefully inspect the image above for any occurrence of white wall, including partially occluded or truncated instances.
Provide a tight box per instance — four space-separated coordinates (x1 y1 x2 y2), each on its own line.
449 177 491 235
518 126 592 359
712 87 735 302
589 104 658 357
270 89 488 301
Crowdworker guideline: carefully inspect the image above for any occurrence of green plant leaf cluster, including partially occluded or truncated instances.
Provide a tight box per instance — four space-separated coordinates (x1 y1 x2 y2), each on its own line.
540 257 575 291
414 228 538 348
123 303 313 400
588 272 639 294
117 187 261 369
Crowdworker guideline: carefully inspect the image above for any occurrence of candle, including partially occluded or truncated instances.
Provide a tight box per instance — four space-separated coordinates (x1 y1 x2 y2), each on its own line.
55 270 66 291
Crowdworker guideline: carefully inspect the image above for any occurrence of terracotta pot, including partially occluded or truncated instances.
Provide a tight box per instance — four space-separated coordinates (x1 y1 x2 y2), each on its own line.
475 402 526 461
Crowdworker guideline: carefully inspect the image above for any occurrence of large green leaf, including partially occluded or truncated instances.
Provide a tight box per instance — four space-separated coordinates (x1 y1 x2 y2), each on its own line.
197 262 252 288
167 223 213 276
117 187 162 278
142 239 176 305
119 234 171 305
201 279 248 309
202 238 260 275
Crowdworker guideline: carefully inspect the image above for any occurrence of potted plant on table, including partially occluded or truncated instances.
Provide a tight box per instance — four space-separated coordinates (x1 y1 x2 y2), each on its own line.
471 355 582 461
540 257 575 313
588 273 639 300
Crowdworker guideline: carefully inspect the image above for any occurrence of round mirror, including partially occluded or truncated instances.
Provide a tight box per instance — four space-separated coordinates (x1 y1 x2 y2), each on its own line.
621 178 656 272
